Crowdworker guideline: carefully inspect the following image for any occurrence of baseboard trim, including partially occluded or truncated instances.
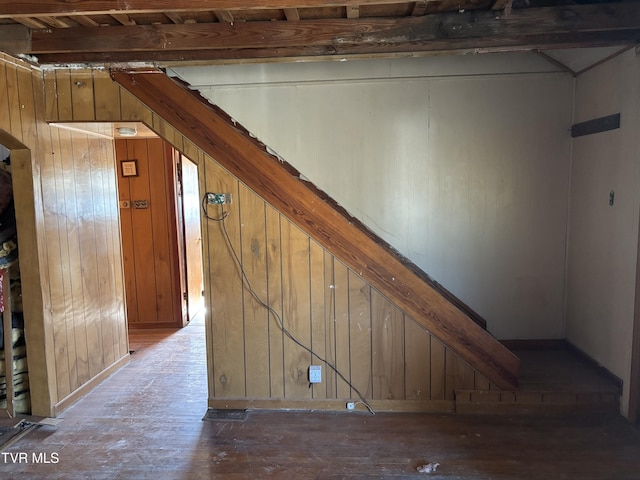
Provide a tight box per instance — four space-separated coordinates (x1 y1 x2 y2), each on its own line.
565 341 624 391
500 339 568 350
53 354 130 416
128 322 181 329
208 398 454 414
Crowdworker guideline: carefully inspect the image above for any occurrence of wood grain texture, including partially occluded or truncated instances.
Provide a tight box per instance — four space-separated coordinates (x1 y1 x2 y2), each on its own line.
371 290 404 400
17 3 640 64
348 271 371 398
309 239 326 399
239 183 270 398
115 138 183 328
0 56 128 416
405 317 430 401
333 260 351 398
265 205 285 399
0 0 429 17
205 161 245 398
111 69 519 390
281 221 312 399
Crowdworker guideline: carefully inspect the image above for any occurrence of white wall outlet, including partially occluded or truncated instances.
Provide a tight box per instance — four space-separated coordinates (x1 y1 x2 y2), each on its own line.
346 402 356 411
309 365 322 384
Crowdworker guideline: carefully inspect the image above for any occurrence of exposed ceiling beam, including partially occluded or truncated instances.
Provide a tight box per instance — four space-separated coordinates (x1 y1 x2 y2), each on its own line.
14 17 48 29
73 15 100 27
39 16 75 28
110 14 136 26
164 12 184 24
28 30 640 65
10 3 640 56
0 25 31 54
0 1 432 18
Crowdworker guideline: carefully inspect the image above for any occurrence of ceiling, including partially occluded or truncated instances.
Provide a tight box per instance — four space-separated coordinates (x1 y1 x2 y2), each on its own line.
0 0 638 70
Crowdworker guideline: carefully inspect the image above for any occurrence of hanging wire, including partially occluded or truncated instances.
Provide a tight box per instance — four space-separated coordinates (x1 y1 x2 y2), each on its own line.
202 197 375 415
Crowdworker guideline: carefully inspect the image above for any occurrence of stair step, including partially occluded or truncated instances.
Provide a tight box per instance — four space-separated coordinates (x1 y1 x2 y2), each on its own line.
455 389 619 415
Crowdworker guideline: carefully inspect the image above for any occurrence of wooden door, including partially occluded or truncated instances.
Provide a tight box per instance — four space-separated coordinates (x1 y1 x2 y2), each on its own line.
116 138 183 328
180 155 204 321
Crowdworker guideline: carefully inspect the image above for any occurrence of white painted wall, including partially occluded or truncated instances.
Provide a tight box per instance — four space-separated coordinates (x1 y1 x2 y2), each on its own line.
171 53 573 340
566 49 640 416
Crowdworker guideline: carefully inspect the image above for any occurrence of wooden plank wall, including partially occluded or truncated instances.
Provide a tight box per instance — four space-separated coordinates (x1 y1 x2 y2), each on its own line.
115 138 182 328
0 54 128 416
46 67 494 412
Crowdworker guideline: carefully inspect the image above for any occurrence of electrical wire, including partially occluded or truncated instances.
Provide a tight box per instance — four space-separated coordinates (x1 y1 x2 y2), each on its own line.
201 195 229 222
202 198 375 415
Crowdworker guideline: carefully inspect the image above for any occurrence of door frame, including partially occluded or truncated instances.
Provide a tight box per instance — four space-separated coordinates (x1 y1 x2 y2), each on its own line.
630 214 640 423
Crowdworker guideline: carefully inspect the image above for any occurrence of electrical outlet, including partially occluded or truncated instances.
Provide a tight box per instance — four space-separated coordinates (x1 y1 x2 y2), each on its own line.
309 365 322 384
346 402 356 411
206 193 232 205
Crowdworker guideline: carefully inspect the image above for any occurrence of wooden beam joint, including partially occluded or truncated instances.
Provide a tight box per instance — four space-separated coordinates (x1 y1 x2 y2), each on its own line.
0 25 31 54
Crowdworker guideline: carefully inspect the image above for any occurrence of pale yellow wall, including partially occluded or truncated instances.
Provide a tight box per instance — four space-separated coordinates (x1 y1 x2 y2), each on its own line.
170 53 574 340
567 49 640 417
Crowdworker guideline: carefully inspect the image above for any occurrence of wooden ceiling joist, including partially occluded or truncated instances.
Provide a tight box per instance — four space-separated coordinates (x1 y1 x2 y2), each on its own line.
14 17 48 29
110 14 136 26
164 12 184 24
31 29 640 64
6 2 640 63
73 15 100 27
214 10 235 24
0 1 420 18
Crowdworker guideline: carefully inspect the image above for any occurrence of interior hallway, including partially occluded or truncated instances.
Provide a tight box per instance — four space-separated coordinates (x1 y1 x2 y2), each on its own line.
2 317 640 479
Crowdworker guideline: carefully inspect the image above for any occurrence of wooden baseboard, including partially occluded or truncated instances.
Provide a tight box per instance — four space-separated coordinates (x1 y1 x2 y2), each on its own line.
500 339 568 350
455 389 620 415
565 341 624 390
128 322 181 330
53 354 130 416
455 402 619 415
208 398 454 414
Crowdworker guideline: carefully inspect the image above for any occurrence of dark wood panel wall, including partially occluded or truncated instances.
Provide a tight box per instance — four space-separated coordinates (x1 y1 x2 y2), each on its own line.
0 54 128 416
44 66 494 412
115 138 183 328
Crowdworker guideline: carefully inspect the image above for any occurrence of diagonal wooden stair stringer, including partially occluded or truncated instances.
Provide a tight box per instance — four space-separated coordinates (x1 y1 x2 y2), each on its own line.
112 68 519 391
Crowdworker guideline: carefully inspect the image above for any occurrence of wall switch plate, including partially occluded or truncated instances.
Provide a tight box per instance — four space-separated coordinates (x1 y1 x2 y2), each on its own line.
309 365 322 383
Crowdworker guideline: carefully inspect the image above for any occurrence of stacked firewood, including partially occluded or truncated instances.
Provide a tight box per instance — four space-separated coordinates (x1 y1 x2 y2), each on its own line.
0 154 30 415
0 327 30 414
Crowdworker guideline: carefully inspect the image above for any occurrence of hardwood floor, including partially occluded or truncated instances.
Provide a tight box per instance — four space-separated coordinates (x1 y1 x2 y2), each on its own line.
2 317 640 479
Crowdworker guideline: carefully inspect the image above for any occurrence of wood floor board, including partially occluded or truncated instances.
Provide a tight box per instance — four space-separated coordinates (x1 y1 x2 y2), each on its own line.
2 316 640 479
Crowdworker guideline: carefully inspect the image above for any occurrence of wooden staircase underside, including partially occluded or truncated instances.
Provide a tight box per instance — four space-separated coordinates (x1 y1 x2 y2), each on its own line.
112 69 520 391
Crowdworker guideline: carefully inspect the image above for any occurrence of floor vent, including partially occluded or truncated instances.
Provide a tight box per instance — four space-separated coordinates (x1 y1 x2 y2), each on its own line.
202 409 248 422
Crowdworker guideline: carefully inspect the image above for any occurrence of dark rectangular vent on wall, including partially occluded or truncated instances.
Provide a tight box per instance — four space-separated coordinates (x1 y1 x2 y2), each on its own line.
571 113 620 138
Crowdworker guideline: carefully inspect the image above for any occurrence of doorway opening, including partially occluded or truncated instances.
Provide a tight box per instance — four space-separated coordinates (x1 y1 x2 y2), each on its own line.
115 134 204 332
48 122 205 350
